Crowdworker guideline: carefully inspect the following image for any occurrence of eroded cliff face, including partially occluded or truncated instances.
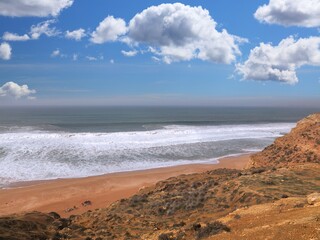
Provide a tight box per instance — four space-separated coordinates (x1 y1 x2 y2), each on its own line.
249 113 320 168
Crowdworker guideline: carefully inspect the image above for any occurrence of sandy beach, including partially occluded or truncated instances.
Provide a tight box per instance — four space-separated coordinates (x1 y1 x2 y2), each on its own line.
0 154 250 217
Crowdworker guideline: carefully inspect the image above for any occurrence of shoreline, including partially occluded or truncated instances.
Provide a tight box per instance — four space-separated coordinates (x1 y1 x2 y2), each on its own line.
3 152 254 190
0 154 251 217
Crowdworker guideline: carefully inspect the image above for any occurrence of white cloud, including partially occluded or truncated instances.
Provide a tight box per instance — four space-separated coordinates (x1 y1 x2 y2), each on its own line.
121 50 138 57
255 0 320 27
3 20 59 42
90 16 127 44
0 0 73 17
0 82 36 99
65 28 86 41
236 36 320 84
0 42 12 60
30 20 59 40
151 56 161 62
2 32 30 41
110 59 115 64
72 54 78 61
51 49 67 58
86 55 104 61
86 56 97 61
51 49 60 57
127 3 245 64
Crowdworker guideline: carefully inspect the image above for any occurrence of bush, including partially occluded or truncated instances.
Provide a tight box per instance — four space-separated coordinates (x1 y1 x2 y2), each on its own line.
158 232 173 240
251 168 266 174
196 221 230 239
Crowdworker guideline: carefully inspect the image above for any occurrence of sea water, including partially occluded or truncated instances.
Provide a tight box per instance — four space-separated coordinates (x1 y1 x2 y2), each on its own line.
0 106 318 187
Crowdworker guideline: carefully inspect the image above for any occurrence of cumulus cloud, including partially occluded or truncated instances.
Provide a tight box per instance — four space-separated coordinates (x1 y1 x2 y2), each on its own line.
236 36 320 84
90 16 127 44
126 3 245 64
121 50 138 57
0 82 36 99
30 20 59 40
2 32 30 41
255 0 320 27
0 42 12 60
65 28 86 41
0 0 73 17
3 20 59 42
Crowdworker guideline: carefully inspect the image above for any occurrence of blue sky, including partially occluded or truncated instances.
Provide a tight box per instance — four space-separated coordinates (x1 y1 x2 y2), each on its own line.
0 0 319 106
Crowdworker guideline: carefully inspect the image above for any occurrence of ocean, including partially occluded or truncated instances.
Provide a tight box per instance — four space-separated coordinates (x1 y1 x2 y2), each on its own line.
0 106 318 187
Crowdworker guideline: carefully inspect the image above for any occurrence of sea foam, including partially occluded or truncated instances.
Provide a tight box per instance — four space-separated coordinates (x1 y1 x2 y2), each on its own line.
0 123 295 186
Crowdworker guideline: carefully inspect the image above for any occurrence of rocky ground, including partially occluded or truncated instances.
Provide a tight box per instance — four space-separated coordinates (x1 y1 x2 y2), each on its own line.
0 113 319 240
212 195 320 240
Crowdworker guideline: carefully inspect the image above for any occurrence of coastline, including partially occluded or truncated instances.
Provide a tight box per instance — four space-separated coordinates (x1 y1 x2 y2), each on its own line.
0 154 251 217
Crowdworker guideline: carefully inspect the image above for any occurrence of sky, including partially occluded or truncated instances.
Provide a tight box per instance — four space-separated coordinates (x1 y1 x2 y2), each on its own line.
0 0 319 106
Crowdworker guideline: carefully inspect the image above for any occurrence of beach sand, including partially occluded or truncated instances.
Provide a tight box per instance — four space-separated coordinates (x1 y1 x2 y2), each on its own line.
0 154 250 217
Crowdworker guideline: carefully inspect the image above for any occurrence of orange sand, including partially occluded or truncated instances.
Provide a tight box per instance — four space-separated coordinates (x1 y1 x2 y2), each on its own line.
0 154 250 217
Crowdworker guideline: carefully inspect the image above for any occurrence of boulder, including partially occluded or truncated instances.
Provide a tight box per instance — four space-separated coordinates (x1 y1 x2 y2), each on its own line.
307 193 320 206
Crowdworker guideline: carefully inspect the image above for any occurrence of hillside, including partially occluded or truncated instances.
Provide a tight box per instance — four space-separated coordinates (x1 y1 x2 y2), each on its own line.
0 113 320 240
249 113 320 168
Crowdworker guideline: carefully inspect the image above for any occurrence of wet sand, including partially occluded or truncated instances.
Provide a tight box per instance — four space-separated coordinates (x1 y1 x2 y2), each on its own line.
0 154 251 217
